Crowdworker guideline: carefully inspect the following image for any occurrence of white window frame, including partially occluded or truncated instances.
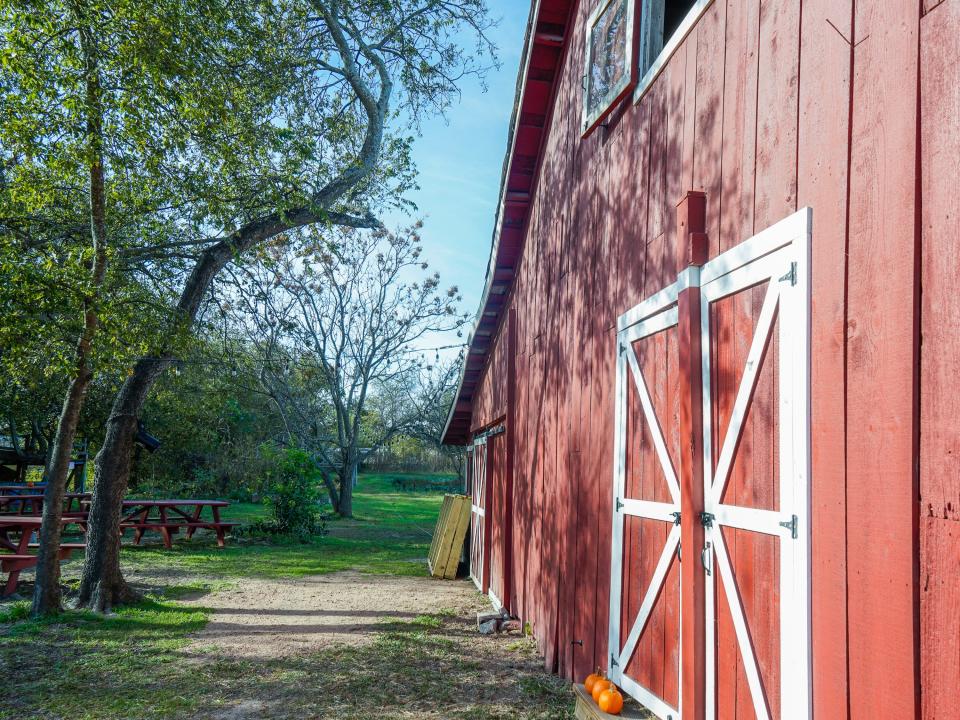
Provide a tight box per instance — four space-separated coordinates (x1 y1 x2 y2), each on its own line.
581 0 639 136
633 0 713 103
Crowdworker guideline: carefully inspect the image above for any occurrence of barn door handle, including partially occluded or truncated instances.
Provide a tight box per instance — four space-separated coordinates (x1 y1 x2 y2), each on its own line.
701 542 712 576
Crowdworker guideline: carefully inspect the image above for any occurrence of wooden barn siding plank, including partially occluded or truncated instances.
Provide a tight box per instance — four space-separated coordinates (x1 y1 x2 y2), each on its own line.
796 0 853 716
919 519 960 717
754 0 800 233
505 310 517 612
557 210 572 679
719 0 760 256
846 1 921 718
714 1 761 708
543 151 565 670
919 2 960 716
692 0 726 253
919 0 960 527
559 99 578 672
751 4 800 718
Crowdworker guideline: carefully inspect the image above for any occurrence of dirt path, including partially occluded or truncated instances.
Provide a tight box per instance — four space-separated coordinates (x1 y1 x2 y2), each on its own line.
185 571 482 659
180 572 576 720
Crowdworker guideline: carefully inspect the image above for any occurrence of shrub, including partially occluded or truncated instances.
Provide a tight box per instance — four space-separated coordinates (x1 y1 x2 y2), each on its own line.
259 446 327 540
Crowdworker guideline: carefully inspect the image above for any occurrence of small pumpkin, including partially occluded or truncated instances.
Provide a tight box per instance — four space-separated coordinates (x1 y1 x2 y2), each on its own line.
598 685 624 715
592 678 613 703
584 667 603 694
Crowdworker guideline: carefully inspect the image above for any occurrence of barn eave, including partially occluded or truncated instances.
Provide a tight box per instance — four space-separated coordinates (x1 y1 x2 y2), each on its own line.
441 0 573 446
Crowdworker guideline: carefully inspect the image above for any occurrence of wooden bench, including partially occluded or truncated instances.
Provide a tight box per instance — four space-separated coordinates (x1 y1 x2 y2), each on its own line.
99 499 235 550
122 521 239 549
1 543 85 596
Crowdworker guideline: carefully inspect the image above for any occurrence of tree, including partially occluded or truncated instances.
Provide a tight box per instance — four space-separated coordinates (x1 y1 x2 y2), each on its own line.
1 0 276 614
227 223 468 516
76 0 495 610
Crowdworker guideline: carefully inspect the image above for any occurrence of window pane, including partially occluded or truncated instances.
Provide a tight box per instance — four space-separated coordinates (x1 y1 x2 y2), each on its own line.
587 0 630 119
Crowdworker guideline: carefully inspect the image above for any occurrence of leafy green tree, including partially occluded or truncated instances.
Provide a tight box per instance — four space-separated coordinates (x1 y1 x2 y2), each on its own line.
260 446 326 539
1 0 353 613
2 0 495 611
226 222 468 517
76 0 495 610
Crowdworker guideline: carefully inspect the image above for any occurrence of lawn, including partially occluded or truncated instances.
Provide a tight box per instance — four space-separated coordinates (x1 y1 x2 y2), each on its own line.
0 473 575 720
119 473 448 580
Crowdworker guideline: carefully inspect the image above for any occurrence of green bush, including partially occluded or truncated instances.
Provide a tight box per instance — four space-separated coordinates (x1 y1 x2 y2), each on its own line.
259 446 327 540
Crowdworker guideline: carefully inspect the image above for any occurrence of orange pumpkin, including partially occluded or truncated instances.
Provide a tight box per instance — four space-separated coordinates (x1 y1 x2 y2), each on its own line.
598 685 624 715
592 678 613 703
584 668 603 694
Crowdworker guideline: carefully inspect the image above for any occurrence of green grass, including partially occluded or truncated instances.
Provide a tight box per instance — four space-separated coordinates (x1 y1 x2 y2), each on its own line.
0 473 574 720
118 473 447 580
0 593 212 718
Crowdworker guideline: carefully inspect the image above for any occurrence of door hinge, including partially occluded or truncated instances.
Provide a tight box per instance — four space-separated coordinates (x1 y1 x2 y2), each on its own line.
779 261 797 286
619 342 626 355
610 654 619 668
615 497 624 512
699 511 715 528
779 514 799 539
670 511 681 525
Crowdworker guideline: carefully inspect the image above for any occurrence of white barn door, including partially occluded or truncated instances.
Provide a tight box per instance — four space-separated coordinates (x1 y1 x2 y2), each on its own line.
469 436 489 592
607 208 812 720
700 209 811 720
608 281 683 720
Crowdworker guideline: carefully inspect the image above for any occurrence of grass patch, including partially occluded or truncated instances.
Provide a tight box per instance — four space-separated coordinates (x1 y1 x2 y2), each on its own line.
118 472 450 582
0 472 574 720
0 600 30 623
0 596 211 719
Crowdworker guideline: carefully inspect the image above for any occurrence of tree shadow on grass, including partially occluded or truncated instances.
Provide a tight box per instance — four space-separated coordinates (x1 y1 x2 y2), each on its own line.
0 606 574 720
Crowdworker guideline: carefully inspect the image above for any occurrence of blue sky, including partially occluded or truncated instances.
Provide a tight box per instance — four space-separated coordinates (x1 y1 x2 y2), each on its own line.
386 1 529 348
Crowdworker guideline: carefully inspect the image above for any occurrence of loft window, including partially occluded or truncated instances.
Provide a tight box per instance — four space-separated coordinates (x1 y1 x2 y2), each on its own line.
581 0 639 136
637 0 707 92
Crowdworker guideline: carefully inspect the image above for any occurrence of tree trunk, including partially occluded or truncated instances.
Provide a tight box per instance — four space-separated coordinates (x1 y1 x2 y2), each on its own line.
31 10 108 617
75 16 391 606
337 457 357 518
319 467 341 512
76 357 171 612
31 370 91 613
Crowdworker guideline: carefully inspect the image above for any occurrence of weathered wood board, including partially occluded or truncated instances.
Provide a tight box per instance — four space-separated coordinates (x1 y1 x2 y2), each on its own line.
572 683 651 720
428 494 471 580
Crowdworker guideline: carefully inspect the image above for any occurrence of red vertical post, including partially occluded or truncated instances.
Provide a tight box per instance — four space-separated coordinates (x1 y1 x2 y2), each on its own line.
676 190 708 720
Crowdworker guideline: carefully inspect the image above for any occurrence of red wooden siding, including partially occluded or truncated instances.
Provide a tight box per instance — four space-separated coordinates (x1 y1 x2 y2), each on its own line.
448 0 955 716
920 0 960 716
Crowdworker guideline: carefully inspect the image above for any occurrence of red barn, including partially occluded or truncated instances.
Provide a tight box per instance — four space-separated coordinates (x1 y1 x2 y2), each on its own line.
442 0 959 718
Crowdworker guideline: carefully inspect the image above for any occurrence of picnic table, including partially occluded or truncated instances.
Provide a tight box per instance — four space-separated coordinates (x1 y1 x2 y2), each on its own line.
0 493 90 516
116 499 237 549
0 516 85 596
0 484 47 495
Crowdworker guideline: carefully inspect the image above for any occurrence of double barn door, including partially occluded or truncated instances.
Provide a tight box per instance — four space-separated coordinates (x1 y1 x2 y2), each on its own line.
469 425 508 609
608 209 811 720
